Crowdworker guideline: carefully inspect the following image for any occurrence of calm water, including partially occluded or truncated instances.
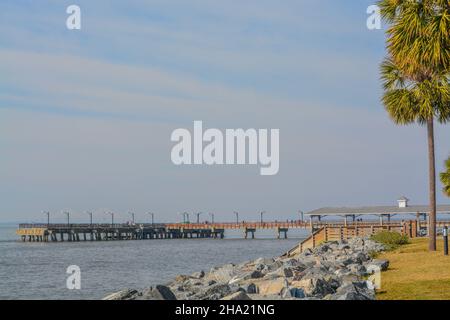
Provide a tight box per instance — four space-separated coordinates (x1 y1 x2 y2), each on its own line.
0 224 307 300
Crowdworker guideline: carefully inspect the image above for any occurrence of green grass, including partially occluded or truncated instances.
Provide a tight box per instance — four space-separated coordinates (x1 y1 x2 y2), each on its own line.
376 238 450 300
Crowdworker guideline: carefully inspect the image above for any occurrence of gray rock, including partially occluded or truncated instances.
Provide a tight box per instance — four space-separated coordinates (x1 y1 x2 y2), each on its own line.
335 257 355 266
262 272 282 281
110 236 387 301
315 244 332 254
339 274 361 286
221 291 252 300
207 264 237 283
228 270 263 285
315 259 338 271
296 266 330 280
254 257 275 265
253 260 283 273
331 281 375 300
250 270 264 279
366 259 389 272
191 283 239 300
281 287 306 299
139 285 177 300
266 267 294 279
338 243 350 250
282 258 307 268
248 294 283 300
347 264 367 276
322 274 341 290
353 252 370 264
191 270 205 279
290 276 334 298
102 289 138 300
334 267 351 277
241 283 258 294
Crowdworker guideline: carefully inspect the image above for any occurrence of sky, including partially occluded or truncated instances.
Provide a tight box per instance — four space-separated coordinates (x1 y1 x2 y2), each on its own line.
1 0 450 224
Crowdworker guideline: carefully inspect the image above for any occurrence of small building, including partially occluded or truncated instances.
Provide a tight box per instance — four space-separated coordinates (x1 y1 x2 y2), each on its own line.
397 196 409 208
305 196 450 226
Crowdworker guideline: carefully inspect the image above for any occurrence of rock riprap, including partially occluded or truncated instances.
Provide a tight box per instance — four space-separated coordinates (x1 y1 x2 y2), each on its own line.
103 237 388 300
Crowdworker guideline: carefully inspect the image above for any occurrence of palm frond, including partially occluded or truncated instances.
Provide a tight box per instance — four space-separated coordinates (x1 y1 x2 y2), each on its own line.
440 156 450 197
380 0 450 125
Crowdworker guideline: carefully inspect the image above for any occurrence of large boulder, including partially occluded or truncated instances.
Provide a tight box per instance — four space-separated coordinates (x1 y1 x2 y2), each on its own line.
335 257 355 266
290 276 334 297
281 287 306 299
338 274 361 287
191 283 240 300
228 270 264 285
206 264 238 283
251 260 283 274
250 270 264 279
365 259 389 272
255 278 289 295
330 281 375 300
282 258 307 269
353 252 370 264
240 283 258 294
102 289 138 300
139 285 177 300
265 266 294 279
347 264 367 276
293 266 330 281
191 270 205 279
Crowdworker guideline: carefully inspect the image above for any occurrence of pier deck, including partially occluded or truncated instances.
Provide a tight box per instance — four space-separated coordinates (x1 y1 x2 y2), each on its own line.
16 221 308 242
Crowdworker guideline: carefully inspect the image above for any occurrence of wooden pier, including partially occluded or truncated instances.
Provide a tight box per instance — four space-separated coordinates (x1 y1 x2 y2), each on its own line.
16 223 226 242
16 221 307 242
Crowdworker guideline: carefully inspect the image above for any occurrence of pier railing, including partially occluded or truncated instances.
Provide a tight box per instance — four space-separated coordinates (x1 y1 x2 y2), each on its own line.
18 223 166 229
165 221 307 229
18 221 308 230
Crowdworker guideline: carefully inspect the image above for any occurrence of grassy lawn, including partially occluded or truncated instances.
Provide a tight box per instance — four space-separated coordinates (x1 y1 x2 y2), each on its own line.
376 238 450 300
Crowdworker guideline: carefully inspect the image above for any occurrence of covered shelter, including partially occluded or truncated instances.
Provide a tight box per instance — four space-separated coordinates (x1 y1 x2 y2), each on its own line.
305 197 450 226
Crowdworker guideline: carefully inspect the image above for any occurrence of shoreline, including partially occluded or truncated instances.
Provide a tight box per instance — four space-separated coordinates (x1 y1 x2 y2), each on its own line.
104 237 388 300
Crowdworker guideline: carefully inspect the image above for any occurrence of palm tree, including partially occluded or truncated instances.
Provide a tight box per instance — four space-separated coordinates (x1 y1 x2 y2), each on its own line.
379 0 450 251
440 157 450 197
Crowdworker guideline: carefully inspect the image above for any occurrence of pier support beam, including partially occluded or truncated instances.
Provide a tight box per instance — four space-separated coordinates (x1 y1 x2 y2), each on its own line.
277 227 288 239
244 228 256 239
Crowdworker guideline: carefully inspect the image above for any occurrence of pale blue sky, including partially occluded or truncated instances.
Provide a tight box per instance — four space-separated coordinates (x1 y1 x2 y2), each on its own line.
1 1 450 223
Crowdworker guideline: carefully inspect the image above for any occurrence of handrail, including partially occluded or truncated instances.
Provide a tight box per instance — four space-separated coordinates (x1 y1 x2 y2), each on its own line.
282 227 325 258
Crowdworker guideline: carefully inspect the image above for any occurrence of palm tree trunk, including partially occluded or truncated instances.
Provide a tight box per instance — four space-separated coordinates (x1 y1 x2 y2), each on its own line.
427 118 437 251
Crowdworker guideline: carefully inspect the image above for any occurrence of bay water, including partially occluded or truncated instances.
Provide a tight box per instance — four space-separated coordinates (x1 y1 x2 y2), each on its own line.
0 223 307 299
